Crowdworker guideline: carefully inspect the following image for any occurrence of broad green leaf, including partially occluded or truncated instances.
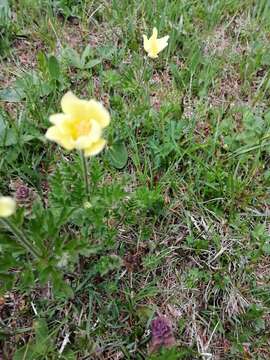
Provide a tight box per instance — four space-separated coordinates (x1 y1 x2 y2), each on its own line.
108 142 128 169
13 345 35 360
37 51 47 72
0 127 17 146
0 87 24 102
81 44 92 63
63 47 82 68
85 58 101 69
21 133 45 143
0 0 10 20
48 55 60 80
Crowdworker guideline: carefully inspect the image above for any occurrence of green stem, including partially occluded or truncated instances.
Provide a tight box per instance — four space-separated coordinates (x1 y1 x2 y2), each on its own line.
140 57 148 85
1 218 41 259
80 151 90 201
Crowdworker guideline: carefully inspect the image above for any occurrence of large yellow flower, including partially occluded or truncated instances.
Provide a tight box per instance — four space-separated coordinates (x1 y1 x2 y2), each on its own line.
0 196 16 217
45 92 110 156
143 27 169 59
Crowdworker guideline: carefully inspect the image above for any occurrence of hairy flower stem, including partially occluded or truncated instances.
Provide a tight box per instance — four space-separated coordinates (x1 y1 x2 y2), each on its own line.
80 151 90 201
1 218 41 259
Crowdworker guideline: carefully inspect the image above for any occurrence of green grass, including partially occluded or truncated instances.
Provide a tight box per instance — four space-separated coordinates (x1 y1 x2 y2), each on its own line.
1 0 270 358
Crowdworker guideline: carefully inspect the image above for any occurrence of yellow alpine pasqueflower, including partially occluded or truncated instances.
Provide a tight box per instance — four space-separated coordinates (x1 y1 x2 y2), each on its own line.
0 197 16 217
45 92 110 157
143 27 169 59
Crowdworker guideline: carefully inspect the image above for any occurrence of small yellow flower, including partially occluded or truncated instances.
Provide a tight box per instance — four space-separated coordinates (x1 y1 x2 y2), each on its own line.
45 92 110 157
143 27 169 58
0 197 16 217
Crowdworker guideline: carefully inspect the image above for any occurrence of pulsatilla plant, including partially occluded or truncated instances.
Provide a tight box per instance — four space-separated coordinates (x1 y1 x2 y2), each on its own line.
0 28 169 298
0 92 122 298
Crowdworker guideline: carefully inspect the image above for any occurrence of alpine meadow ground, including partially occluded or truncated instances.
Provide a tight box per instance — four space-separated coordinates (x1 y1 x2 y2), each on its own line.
0 0 270 359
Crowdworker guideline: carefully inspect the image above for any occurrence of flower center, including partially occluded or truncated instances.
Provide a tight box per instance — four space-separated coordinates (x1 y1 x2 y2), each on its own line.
74 119 92 137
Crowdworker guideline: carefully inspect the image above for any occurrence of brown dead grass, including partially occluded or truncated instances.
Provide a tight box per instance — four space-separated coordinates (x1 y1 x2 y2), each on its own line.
150 69 176 111
13 37 45 69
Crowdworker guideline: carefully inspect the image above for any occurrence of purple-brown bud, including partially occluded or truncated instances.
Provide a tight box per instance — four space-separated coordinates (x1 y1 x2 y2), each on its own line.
149 316 176 353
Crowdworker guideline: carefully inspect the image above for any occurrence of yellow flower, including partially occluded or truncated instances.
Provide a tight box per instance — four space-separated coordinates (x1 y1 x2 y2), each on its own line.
45 92 110 157
0 197 16 217
143 27 169 58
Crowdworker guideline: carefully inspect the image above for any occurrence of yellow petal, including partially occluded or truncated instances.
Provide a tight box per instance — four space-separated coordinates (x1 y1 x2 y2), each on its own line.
75 135 95 150
61 92 110 127
157 35 169 53
87 100 110 128
0 197 16 217
75 120 102 149
151 27 158 40
143 35 150 52
49 113 71 124
143 28 169 58
61 91 92 121
45 126 75 150
84 139 106 157
149 36 159 57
